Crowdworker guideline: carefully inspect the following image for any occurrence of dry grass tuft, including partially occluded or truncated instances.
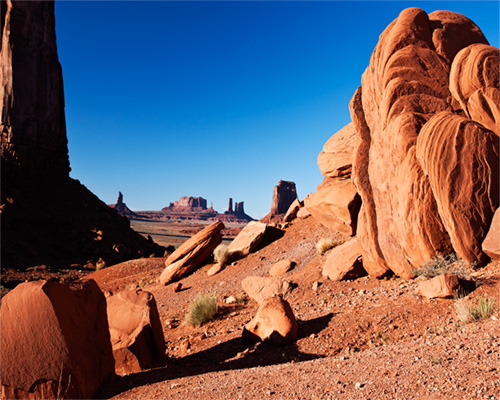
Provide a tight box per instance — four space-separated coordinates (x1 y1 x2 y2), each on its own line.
412 253 473 279
214 244 230 266
455 296 497 323
316 237 341 256
185 293 218 327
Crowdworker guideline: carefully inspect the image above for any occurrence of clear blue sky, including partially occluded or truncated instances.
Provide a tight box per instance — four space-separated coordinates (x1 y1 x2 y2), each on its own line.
55 1 499 219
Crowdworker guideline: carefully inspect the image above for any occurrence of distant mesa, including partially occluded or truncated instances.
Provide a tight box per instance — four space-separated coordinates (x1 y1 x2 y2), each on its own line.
260 180 299 224
110 194 254 223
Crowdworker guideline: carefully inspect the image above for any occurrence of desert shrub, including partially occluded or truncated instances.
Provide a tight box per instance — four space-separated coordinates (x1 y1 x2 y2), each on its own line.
412 253 473 279
95 258 107 271
213 244 230 266
455 296 497 323
235 293 249 304
185 293 218 327
316 237 340 256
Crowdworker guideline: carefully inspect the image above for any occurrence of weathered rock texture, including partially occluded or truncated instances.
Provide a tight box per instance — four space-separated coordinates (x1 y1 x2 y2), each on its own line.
261 180 298 224
416 274 461 299
322 238 366 281
242 296 298 345
242 276 291 305
159 221 224 285
482 208 500 260
1 279 114 399
312 8 498 278
0 0 164 270
106 290 165 376
226 221 268 261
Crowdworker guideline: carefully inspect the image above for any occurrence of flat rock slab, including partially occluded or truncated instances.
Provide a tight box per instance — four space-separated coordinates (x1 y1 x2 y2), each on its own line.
322 237 366 281
242 276 292 305
227 221 267 260
416 273 460 299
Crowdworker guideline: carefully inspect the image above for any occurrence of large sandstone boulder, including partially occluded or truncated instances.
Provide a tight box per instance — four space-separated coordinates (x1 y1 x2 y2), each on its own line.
159 221 224 285
242 296 298 345
107 290 165 376
304 177 361 236
482 208 500 260
226 221 267 261
416 112 499 265
317 123 359 178
322 237 366 281
242 276 292 305
336 8 497 278
1 279 114 399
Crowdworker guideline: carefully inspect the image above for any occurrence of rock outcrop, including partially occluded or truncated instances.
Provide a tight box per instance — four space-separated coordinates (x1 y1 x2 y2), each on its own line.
311 8 498 278
1 279 114 399
0 0 164 270
107 290 165 376
159 221 224 285
261 181 299 224
109 192 139 219
242 296 298 345
163 196 208 212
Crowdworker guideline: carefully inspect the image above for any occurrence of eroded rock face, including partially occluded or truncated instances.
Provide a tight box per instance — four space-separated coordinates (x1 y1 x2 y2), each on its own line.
107 290 165 376
242 296 298 345
1 279 114 399
332 7 499 278
159 221 224 285
318 123 359 179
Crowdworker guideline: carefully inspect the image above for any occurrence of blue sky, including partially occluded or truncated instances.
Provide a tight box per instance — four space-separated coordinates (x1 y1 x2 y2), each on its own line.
55 1 500 219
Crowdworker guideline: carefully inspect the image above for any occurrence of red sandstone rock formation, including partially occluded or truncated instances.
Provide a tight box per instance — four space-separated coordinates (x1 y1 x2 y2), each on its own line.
311 8 498 278
242 296 298 345
107 289 165 376
159 221 224 285
0 0 164 270
1 279 115 399
109 192 139 219
261 180 299 224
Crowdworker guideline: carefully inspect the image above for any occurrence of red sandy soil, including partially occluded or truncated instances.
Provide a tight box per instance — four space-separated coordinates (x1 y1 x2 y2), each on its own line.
2 217 499 399
88 217 499 400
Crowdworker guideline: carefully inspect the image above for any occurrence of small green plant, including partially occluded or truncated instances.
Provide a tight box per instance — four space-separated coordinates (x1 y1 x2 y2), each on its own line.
235 293 249 304
213 244 230 266
455 296 497 323
316 237 340 256
95 258 107 271
185 293 218 327
412 253 474 279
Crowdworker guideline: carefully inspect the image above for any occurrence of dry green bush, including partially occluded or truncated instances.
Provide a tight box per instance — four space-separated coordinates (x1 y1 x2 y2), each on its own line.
316 237 340 256
213 244 230 266
455 296 497 323
185 293 218 327
412 253 473 279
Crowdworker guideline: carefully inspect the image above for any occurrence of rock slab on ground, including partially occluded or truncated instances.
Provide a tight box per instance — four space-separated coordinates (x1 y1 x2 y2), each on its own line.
322 237 366 281
242 276 292 305
416 273 461 299
159 221 224 285
226 221 267 261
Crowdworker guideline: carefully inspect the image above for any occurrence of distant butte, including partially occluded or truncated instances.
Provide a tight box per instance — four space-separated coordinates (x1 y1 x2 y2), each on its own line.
110 194 254 223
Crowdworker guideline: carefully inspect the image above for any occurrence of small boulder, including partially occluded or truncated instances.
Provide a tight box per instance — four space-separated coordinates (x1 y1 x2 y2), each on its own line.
173 282 183 293
107 289 165 376
283 199 302 223
482 208 500 260
242 276 291 305
159 221 224 285
226 221 267 260
297 207 311 219
416 273 460 299
322 237 366 281
1 279 114 399
269 260 295 277
242 296 298 345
